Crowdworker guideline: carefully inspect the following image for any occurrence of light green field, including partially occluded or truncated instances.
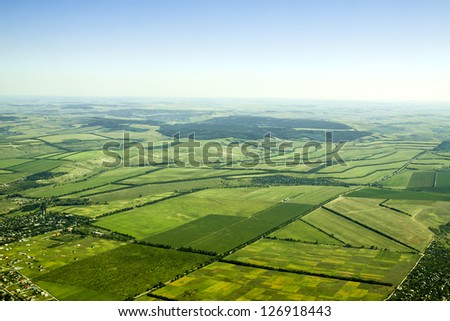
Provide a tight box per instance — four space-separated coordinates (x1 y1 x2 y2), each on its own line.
61 150 108 161
39 133 106 143
408 164 443 171
327 197 433 252
89 178 223 203
152 262 391 300
36 281 122 300
382 170 413 189
384 199 450 229
0 158 34 168
285 186 348 204
120 167 259 185
302 208 411 252
0 233 126 278
24 166 153 197
8 159 65 174
50 192 174 218
0 172 26 183
318 160 408 174
338 169 398 184
270 219 344 245
0 197 20 214
322 162 405 179
68 184 130 197
226 239 420 284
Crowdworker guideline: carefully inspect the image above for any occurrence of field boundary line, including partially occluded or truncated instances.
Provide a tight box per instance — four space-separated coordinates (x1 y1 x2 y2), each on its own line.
220 259 393 287
321 206 419 252
378 199 411 217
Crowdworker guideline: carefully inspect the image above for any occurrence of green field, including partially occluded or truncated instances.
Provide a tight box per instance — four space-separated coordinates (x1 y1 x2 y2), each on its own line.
8 159 65 174
119 167 259 185
270 219 344 245
87 178 223 201
436 171 450 187
36 244 213 299
226 239 420 285
40 133 106 143
384 199 450 229
381 170 413 189
327 197 433 251
50 191 174 218
0 233 126 278
152 262 391 300
24 166 153 197
36 281 122 300
0 158 34 169
407 171 436 189
302 208 411 251
287 186 349 204
347 187 450 201
144 215 244 247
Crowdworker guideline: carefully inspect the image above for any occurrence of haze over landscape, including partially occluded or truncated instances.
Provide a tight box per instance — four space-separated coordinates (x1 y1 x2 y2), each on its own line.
1 0 449 101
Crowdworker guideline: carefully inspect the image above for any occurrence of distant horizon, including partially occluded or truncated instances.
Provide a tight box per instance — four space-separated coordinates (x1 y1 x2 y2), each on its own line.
0 95 449 105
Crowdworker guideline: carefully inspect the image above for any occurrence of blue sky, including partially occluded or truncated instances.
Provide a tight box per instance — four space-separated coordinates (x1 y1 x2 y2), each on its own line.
0 0 449 101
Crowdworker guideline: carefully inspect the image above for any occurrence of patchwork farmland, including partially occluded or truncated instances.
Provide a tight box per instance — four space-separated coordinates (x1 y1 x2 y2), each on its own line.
1 101 450 302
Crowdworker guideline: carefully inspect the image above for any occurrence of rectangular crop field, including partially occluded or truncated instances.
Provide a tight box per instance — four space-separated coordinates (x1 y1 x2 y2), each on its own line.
8 159 65 174
0 233 126 278
119 167 260 185
152 262 392 300
95 188 284 239
225 239 420 285
36 281 122 301
327 198 433 251
381 170 413 189
270 219 344 246
36 244 213 299
0 158 34 169
24 166 152 197
88 178 223 202
407 171 436 189
384 199 450 229
287 186 348 205
302 208 411 252
144 215 244 248
436 171 450 187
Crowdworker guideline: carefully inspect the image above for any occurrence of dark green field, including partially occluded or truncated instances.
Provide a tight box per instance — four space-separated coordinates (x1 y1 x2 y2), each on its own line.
185 203 313 254
36 244 213 299
144 215 244 248
407 171 436 189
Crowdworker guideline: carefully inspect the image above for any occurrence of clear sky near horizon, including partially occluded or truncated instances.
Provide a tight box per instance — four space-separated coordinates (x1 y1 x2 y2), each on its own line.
0 0 449 101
